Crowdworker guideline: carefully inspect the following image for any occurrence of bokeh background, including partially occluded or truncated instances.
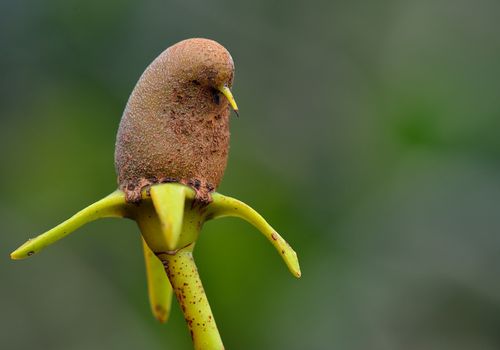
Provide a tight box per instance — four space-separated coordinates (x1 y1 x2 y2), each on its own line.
2 0 500 349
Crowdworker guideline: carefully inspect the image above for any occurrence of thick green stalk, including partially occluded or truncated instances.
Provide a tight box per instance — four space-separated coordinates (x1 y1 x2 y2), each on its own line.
159 248 223 350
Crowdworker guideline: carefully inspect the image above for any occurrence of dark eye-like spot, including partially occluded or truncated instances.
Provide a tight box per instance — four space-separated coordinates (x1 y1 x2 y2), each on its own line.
211 88 220 105
191 80 200 85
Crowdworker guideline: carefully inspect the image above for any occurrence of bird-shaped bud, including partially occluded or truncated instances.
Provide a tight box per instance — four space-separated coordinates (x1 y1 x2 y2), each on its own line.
115 38 238 203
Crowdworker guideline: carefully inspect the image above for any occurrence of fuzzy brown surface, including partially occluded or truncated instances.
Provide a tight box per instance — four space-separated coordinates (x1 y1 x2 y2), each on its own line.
115 38 235 202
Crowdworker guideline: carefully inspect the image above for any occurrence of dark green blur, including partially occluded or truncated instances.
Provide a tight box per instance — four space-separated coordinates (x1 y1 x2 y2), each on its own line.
2 1 500 349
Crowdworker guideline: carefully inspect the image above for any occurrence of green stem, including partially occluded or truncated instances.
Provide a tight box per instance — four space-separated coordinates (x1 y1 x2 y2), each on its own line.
159 248 223 350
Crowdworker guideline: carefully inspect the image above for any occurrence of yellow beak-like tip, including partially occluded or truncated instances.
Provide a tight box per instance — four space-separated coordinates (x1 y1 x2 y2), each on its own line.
218 85 239 116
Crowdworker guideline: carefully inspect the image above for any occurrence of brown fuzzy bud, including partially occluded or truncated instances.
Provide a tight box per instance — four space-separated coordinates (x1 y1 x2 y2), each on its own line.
114 38 236 203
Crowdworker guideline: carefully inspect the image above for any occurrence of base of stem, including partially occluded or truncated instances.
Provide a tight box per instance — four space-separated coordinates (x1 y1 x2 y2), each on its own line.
159 249 224 350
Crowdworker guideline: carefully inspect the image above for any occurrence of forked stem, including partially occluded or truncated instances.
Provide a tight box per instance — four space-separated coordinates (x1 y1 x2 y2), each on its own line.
11 183 301 350
136 187 224 349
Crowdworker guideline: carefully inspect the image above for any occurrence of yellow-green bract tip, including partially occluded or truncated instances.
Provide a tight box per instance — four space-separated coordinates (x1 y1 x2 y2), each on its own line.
10 240 35 260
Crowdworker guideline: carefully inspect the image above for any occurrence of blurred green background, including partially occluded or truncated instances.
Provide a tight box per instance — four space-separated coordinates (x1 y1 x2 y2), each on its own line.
2 0 500 349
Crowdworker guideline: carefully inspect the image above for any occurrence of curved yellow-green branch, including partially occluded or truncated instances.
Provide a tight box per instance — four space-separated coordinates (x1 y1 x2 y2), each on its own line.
207 193 301 278
10 190 129 260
